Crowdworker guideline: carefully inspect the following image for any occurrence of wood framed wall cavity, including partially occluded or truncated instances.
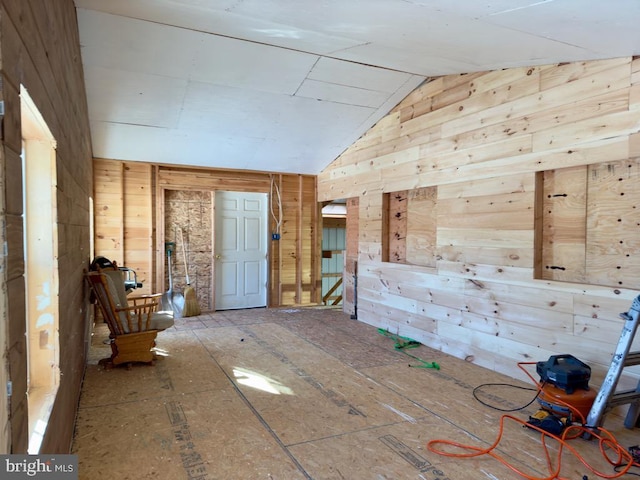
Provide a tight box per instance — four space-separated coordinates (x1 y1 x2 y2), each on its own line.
380 187 439 268
386 190 408 264
535 159 640 289
94 161 321 309
296 175 303 303
270 174 283 305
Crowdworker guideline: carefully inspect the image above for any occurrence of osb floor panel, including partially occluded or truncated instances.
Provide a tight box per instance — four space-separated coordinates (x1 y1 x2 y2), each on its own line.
72 307 640 479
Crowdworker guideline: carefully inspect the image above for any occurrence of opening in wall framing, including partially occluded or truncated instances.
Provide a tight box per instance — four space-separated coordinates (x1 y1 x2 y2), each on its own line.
21 85 60 454
383 187 437 267
535 160 640 290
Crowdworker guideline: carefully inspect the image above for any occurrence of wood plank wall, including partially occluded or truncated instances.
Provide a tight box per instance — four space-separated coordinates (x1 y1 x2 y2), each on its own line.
318 57 640 386
93 161 320 308
94 160 154 292
0 0 93 452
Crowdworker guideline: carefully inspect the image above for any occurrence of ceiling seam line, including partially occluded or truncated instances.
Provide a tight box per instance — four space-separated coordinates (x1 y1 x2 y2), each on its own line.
294 57 321 97
79 9 427 77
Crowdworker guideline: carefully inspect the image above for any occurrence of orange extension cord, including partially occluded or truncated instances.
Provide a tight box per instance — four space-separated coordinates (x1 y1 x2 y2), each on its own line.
427 362 640 480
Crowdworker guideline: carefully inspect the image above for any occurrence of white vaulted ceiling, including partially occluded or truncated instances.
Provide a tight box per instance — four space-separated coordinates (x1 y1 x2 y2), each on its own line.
74 0 640 174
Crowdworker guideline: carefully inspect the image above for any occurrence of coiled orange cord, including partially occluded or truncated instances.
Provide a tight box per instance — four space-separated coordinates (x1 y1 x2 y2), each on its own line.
426 362 640 479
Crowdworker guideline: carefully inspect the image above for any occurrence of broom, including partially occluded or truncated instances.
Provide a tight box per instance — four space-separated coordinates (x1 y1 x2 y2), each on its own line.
179 228 201 317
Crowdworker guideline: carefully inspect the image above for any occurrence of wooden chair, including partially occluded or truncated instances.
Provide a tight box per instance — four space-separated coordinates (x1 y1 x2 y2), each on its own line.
85 268 174 368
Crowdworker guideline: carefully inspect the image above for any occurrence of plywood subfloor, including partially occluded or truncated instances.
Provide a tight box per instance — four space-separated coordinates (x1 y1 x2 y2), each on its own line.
72 307 640 479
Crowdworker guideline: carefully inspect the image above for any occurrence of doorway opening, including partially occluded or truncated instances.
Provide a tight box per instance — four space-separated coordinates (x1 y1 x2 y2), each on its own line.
321 198 359 316
321 200 346 306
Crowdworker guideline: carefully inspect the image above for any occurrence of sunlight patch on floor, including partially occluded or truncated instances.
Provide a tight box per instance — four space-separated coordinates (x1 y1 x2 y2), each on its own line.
233 367 294 395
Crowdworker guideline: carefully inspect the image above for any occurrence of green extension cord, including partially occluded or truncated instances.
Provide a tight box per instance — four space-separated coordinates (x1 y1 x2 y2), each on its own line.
378 329 440 370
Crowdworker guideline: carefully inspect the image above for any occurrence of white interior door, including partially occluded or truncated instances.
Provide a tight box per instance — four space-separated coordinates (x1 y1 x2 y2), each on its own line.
214 191 268 310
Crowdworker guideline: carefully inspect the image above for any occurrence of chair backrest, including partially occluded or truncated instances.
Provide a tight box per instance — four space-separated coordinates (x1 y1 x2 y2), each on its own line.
86 271 127 335
86 270 153 335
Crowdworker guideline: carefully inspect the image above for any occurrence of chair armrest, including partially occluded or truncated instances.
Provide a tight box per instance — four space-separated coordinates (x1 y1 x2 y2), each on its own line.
128 293 162 301
128 293 162 310
115 299 159 332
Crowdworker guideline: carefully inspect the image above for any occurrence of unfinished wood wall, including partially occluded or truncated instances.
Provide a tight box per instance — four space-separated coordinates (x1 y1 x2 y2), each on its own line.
0 0 93 452
93 162 320 308
94 160 154 292
539 160 640 287
318 57 640 387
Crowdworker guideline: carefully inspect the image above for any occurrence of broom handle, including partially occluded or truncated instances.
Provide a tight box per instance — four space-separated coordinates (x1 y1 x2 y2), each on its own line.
178 228 190 285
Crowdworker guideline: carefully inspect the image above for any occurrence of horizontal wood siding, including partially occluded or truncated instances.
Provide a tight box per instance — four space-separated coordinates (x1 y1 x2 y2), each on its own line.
0 0 93 452
123 163 154 288
93 160 125 266
318 57 640 386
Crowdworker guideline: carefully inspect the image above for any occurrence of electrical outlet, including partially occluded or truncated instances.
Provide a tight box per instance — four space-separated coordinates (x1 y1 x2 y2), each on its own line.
272 233 280 240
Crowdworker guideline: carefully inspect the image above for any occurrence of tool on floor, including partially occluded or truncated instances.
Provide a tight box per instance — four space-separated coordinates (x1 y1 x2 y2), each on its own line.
162 241 183 317
378 328 420 349
584 294 640 435
377 329 440 370
428 359 639 479
535 355 597 420
523 354 596 435
405 352 440 370
629 445 640 463
526 409 570 436
179 228 201 317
